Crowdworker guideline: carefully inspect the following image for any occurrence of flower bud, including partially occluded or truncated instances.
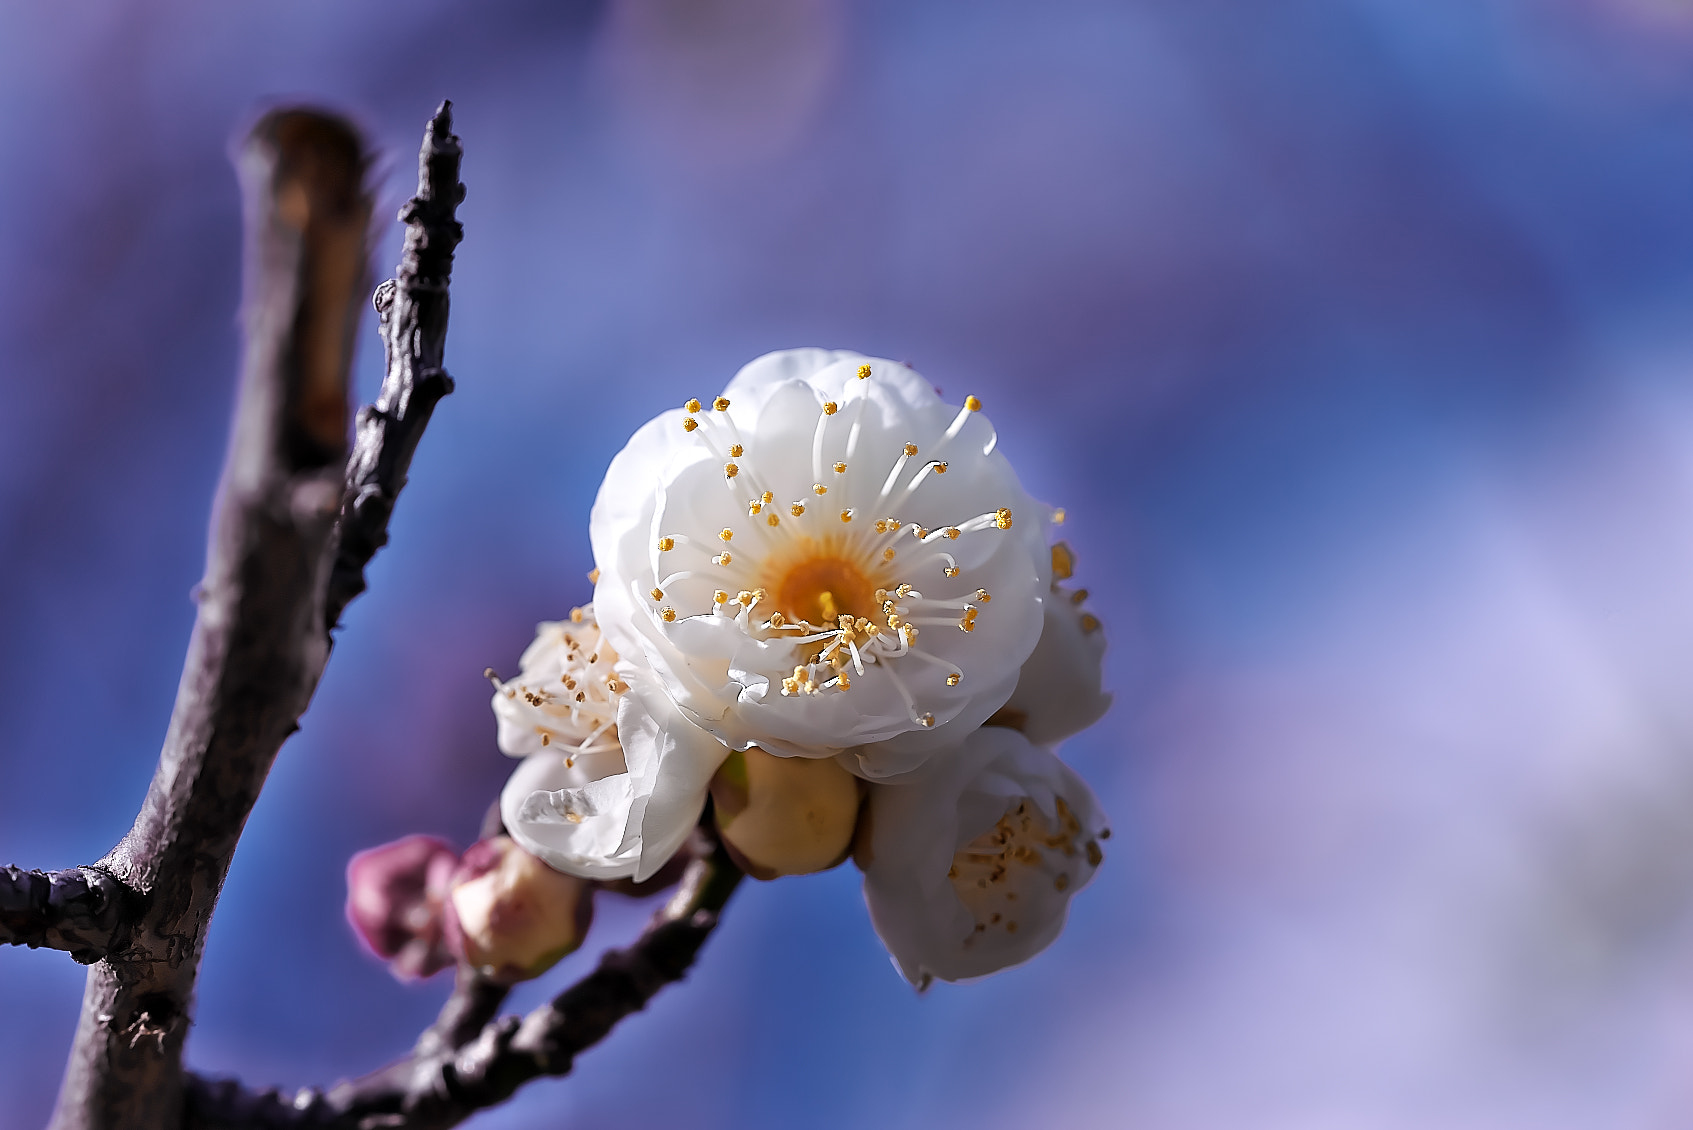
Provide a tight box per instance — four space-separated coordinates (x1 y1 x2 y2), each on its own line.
444 836 594 985
710 748 860 879
344 834 459 982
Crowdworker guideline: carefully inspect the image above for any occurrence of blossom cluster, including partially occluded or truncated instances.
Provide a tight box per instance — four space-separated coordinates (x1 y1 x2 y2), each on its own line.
349 350 1111 988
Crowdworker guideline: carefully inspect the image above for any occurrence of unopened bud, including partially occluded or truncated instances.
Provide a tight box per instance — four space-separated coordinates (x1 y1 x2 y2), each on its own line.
711 748 860 879
444 836 594 985
345 835 460 982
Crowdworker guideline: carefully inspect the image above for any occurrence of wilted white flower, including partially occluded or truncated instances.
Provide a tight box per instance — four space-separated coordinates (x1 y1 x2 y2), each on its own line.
591 349 1052 778
859 725 1109 987
493 607 729 881
993 541 1111 745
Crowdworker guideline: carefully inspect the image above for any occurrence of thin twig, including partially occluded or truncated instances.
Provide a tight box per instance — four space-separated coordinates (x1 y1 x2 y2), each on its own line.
182 831 744 1130
326 102 464 632
0 866 140 963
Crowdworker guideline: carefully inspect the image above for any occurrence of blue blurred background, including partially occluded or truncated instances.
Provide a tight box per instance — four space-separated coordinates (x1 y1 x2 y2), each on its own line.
6 1 1693 1126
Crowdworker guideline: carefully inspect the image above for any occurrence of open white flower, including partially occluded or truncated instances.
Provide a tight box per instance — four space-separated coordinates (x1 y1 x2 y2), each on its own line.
859 725 1109 987
591 349 1051 778
492 608 729 881
994 541 1112 745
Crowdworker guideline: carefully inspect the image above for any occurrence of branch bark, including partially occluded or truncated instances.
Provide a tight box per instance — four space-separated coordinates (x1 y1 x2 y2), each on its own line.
46 103 464 1130
0 866 139 963
181 831 744 1130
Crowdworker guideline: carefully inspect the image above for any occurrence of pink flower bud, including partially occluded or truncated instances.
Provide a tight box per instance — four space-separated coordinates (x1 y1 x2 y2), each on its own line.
344 834 460 982
444 836 594 985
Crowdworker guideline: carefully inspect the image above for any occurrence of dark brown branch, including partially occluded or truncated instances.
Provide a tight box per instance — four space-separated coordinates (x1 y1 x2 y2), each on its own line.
49 109 376 1130
0 866 140 963
326 102 464 631
182 832 744 1130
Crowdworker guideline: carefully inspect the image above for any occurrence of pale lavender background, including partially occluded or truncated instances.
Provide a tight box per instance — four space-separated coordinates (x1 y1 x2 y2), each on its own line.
5 1 1693 1127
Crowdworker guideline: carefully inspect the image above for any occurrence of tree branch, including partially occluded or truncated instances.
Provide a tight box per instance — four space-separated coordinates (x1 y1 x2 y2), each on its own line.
0 866 140 963
50 108 384 1130
182 831 744 1130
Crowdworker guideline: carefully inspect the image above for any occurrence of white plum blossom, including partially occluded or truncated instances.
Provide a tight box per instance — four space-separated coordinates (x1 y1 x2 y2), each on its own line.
994 541 1112 745
492 607 729 881
590 349 1052 779
859 725 1109 987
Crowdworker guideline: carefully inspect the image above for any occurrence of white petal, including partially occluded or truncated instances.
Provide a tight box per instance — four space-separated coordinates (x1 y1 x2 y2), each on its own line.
501 749 640 880
615 668 734 881
999 585 1112 745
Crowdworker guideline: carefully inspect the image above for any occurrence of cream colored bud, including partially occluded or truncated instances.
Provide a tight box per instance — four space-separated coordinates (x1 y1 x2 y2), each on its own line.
710 748 860 879
445 836 593 985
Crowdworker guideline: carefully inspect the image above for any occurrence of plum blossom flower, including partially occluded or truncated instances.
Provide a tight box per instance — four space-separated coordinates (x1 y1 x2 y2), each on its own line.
344 834 460 981
590 349 1052 779
993 541 1112 745
859 725 1109 987
493 607 729 882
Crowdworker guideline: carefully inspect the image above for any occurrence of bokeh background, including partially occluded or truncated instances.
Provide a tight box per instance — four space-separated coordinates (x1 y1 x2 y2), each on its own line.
6 1 1693 1126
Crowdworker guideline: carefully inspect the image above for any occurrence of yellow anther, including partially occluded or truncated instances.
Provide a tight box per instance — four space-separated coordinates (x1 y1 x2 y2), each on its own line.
587 567 601 584
944 566 960 578
719 528 734 542
729 444 744 458
685 398 703 413
661 607 677 623
945 527 960 540
770 611 786 627
902 625 919 646
896 584 913 597
713 396 731 411
749 500 763 516
683 417 698 432
1071 588 1089 605
965 394 982 412
833 461 847 474
823 401 838 415
650 587 664 601
570 607 585 623
658 537 675 552
714 552 733 566
840 509 853 523
725 462 739 478
1079 613 1102 635
934 462 948 474
883 548 896 562
995 507 1013 530
1051 542 1075 581
837 675 851 690
761 491 774 504
737 590 755 605
976 589 992 603
875 519 888 533
782 677 799 696
918 712 934 727
903 442 918 457
1052 507 1066 525
946 672 961 686
714 590 729 604
856 364 871 379
767 513 780 526
790 502 806 517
